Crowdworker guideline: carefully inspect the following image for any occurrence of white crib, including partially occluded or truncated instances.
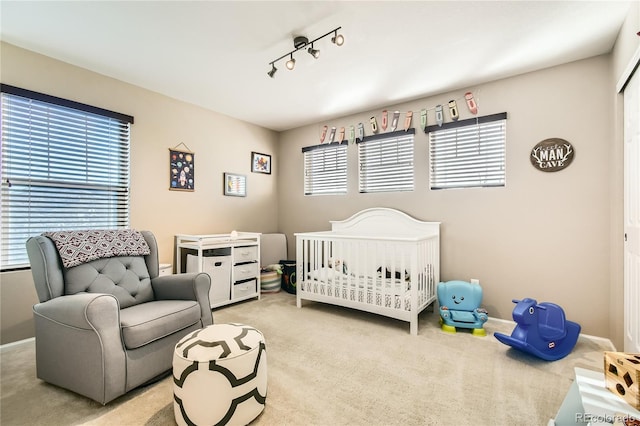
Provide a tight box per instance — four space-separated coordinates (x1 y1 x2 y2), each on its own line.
295 208 440 335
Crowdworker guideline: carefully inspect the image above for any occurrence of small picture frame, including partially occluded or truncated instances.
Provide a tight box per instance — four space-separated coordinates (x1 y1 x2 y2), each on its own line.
223 173 246 197
251 151 271 174
169 149 194 191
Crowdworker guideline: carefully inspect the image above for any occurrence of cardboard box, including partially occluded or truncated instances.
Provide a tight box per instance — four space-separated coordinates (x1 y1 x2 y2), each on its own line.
605 352 640 410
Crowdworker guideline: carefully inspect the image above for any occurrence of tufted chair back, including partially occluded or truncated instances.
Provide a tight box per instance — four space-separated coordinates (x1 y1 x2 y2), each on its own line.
26 230 159 308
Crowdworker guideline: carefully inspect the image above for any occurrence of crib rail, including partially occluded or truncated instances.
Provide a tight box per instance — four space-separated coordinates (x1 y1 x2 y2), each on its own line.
295 232 439 335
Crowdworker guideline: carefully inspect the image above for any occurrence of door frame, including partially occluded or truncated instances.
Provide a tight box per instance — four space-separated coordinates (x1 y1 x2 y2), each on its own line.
618 44 640 353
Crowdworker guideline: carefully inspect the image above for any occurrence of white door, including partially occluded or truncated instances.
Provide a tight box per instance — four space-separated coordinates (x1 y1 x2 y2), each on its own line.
624 67 640 353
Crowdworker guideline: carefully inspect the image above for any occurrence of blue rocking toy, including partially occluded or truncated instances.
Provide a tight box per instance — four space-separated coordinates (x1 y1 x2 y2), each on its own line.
437 280 488 336
494 298 581 361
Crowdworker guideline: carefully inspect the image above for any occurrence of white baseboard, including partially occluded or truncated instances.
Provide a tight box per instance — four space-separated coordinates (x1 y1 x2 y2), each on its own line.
0 320 618 352
486 317 616 351
577 333 617 351
0 337 35 351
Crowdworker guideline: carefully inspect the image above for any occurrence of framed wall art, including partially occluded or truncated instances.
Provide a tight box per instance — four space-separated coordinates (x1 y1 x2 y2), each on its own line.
224 172 246 197
169 145 194 191
530 138 574 172
251 151 271 174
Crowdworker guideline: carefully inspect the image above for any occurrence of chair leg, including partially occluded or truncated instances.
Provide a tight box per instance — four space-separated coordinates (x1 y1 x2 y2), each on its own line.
472 328 487 337
441 324 457 334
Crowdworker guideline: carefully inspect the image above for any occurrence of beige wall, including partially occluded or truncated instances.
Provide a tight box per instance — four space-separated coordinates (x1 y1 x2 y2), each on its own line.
0 42 279 344
2 2 638 347
278 55 615 340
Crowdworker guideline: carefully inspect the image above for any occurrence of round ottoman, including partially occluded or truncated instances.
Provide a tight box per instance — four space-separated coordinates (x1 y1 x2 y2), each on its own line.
172 323 267 426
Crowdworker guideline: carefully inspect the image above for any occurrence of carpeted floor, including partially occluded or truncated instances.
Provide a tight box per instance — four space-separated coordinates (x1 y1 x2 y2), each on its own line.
1 291 612 426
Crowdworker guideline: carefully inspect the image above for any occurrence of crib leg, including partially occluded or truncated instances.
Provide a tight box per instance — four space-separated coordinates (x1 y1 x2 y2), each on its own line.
296 295 301 308
410 319 418 336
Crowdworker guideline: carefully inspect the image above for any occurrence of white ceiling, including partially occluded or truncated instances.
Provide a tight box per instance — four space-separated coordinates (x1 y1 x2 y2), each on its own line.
0 1 632 132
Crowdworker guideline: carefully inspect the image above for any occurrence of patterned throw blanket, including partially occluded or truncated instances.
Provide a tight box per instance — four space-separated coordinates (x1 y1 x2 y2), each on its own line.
43 229 151 268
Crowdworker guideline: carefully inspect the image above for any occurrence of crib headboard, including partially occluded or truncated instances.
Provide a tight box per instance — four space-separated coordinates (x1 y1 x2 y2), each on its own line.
329 208 439 239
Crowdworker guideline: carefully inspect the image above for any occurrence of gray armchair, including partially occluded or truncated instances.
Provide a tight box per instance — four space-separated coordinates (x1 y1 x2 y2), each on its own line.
26 230 213 404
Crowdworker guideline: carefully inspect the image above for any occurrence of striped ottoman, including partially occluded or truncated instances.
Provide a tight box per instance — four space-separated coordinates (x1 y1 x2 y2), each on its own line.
173 324 267 426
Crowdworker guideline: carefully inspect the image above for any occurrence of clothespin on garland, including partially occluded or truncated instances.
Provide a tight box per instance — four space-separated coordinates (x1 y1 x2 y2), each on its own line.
318 90 481 142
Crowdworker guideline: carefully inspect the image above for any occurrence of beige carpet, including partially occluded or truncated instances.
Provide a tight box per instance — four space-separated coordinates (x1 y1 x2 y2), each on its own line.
1 291 612 426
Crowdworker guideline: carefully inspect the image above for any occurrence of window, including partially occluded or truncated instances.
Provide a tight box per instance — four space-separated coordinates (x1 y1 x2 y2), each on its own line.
0 84 133 270
358 129 414 193
302 141 347 195
428 112 507 190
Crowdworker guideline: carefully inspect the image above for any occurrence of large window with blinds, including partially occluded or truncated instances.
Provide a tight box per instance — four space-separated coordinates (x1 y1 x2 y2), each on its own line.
427 113 507 190
303 141 347 195
358 129 414 193
0 84 133 270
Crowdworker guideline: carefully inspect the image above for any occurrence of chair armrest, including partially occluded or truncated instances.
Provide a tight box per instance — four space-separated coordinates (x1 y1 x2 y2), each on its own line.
439 306 450 319
32 292 126 404
151 272 210 300
152 273 212 326
474 308 489 323
33 293 120 331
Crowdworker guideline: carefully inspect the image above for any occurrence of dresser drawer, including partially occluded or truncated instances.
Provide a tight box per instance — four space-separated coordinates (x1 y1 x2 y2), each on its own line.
233 279 257 300
234 245 258 263
234 262 258 281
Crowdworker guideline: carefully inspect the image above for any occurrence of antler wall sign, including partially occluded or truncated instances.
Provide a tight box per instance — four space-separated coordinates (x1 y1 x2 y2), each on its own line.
530 138 575 172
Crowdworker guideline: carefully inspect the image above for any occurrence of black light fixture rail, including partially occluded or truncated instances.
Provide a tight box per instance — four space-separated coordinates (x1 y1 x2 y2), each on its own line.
268 26 344 78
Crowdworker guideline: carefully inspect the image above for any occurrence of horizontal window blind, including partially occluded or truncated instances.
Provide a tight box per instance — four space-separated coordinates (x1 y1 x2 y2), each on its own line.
428 114 506 190
1 86 132 270
302 142 347 195
358 129 414 193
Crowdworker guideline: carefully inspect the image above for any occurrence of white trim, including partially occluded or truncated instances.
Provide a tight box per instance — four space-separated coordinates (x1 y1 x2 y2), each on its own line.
578 332 617 351
616 43 640 93
486 316 513 325
0 337 34 351
486 317 616 350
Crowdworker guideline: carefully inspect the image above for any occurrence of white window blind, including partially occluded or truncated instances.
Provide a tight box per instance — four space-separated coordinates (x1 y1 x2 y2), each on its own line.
1 85 133 270
358 129 414 193
428 113 507 190
302 141 347 195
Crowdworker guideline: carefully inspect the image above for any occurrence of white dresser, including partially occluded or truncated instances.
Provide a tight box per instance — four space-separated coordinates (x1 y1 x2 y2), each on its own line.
159 263 173 276
175 233 261 308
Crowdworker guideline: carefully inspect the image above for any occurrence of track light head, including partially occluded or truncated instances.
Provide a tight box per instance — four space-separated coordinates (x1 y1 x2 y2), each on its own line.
307 44 320 59
285 54 296 70
331 31 344 46
267 64 277 78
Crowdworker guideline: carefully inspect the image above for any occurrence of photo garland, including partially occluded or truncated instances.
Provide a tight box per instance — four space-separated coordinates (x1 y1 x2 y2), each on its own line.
318 90 480 144
169 147 194 191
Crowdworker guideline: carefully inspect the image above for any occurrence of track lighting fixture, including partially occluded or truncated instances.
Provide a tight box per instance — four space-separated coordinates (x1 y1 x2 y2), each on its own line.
267 26 343 78
267 63 277 78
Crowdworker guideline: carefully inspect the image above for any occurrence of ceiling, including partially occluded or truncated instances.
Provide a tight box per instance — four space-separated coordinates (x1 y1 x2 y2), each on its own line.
0 1 632 132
